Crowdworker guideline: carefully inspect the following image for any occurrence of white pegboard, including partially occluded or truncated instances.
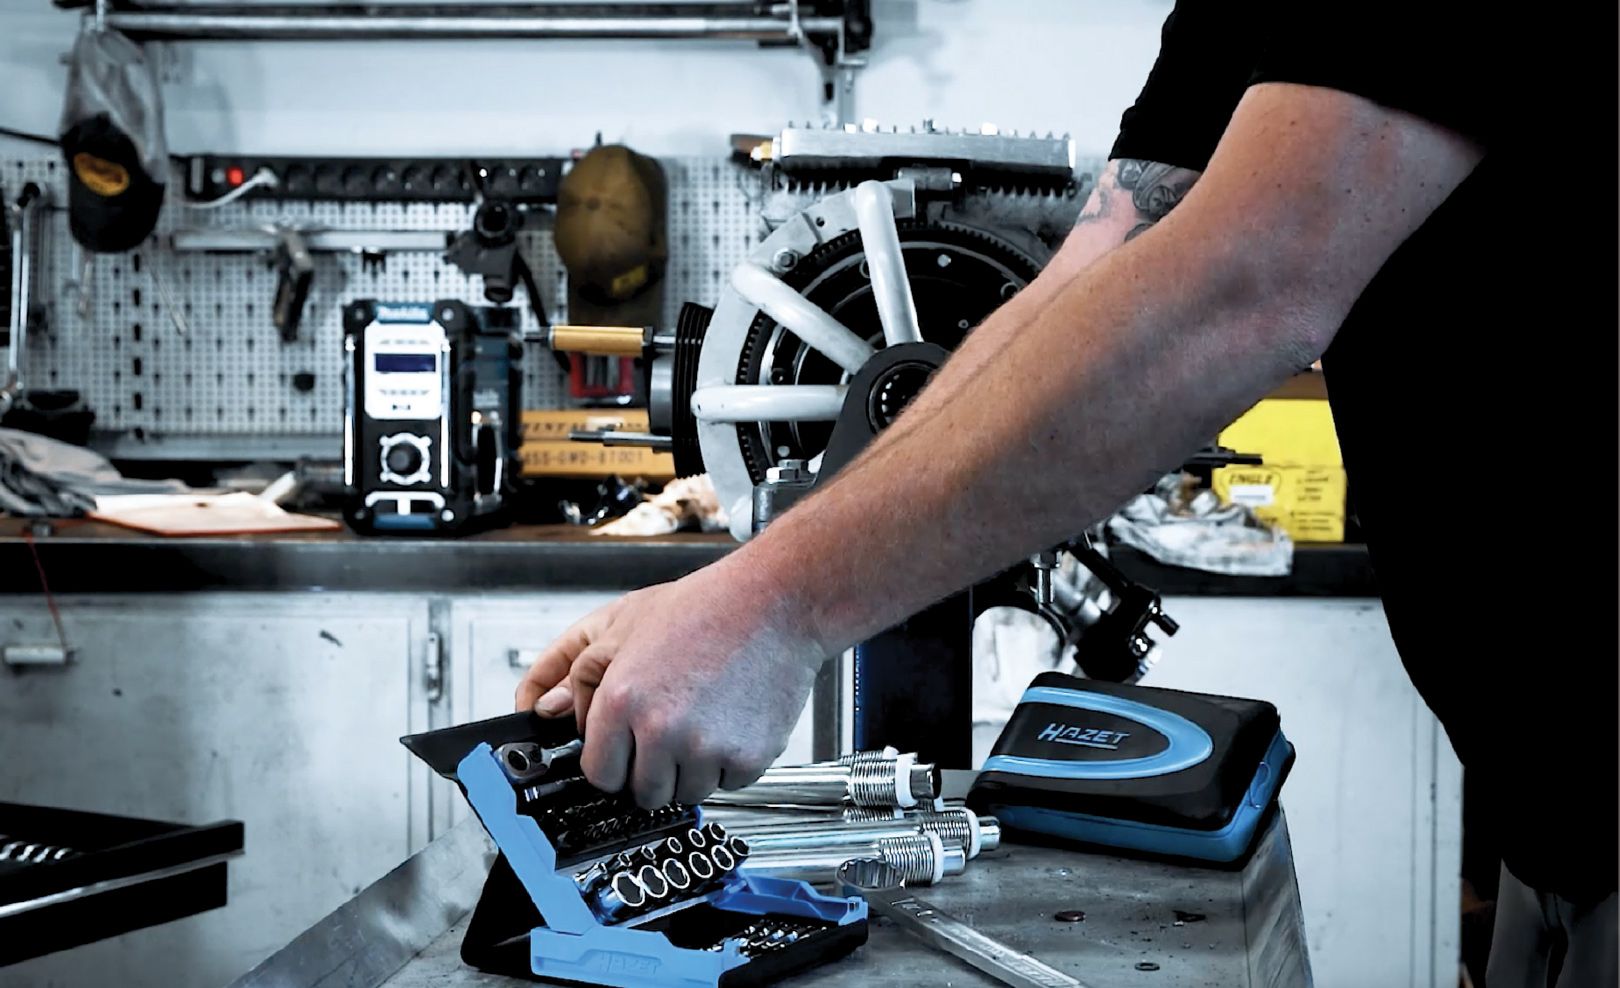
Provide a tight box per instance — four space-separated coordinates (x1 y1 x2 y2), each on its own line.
2 153 769 451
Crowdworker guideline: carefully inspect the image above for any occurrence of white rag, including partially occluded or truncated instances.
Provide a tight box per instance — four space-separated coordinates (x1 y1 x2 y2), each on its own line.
1105 473 1293 577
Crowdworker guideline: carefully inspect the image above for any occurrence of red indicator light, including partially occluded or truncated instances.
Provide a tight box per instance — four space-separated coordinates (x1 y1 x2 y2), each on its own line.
225 166 246 187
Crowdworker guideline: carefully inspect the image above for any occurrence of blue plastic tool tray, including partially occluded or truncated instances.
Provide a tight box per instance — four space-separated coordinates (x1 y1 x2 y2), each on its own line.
402 712 868 988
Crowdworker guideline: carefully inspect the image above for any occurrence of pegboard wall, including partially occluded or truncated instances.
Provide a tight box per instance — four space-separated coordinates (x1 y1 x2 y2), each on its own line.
1 153 772 459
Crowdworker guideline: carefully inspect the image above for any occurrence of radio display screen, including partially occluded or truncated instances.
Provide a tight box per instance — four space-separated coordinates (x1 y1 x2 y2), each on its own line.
375 353 436 374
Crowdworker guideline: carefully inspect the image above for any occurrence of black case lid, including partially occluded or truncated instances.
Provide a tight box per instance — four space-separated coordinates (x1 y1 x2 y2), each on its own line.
967 672 1281 832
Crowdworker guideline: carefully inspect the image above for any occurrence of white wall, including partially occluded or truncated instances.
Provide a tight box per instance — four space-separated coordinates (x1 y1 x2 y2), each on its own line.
0 0 1172 158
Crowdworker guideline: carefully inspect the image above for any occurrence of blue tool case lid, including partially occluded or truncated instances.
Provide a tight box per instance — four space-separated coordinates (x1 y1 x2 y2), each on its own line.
967 673 1290 833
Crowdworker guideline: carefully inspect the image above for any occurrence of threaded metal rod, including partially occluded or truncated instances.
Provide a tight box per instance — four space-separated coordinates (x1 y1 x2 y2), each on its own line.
725 807 985 858
740 832 958 886
699 804 859 827
709 758 920 808
902 809 981 858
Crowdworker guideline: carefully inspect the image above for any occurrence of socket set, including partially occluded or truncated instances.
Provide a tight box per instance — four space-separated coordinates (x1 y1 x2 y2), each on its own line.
401 713 869 988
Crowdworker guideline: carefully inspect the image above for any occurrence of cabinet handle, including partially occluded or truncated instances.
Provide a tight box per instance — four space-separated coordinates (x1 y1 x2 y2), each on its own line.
3 644 73 667
424 633 444 702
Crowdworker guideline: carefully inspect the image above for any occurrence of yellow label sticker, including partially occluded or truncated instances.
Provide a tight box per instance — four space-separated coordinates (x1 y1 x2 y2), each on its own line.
72 152 130 197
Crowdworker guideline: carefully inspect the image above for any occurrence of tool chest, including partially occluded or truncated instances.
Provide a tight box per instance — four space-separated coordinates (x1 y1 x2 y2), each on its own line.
0 801 244 965
402 712 869 988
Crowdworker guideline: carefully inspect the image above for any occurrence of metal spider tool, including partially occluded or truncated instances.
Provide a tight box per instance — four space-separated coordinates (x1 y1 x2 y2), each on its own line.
836 858 1090 988
342 299 522 535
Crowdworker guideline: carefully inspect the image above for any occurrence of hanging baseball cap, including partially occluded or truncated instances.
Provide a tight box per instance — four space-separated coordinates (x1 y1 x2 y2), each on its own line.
58 27 168 253
552 143 667 327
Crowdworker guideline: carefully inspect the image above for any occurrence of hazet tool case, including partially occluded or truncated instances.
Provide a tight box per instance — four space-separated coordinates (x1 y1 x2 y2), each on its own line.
402 712 868 988
967 673 1293 865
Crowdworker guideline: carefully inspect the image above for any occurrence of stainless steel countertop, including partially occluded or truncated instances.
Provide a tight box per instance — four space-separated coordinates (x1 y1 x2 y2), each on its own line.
237 812 1311 988
0 518 1373 597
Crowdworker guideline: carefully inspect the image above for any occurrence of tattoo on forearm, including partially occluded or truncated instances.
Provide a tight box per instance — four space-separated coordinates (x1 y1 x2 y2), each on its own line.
1079 158 1201 241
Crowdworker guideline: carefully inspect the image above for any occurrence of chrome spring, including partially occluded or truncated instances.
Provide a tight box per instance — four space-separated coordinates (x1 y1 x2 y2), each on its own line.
911 810 974 855
835 748 898 768
0 839 75 865
847 760 900 807
874 834 941 885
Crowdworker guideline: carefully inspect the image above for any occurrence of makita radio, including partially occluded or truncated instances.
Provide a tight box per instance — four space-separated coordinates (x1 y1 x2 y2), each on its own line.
343 299 522 535
967 672 1294 865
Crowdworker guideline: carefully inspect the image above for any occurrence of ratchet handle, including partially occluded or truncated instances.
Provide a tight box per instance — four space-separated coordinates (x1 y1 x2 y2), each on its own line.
868 887 1088 988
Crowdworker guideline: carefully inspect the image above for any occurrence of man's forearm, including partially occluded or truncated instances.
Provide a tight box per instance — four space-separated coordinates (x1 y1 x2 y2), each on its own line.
721 83 1481 659
852 159 1201 453
740 222 1311 654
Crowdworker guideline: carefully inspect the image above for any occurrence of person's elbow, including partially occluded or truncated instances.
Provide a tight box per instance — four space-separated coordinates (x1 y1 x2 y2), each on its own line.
1172 82 1486 369
1195 225 1352 374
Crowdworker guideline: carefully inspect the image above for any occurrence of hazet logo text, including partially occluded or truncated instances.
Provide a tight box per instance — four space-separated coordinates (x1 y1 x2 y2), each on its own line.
1036 722 1131 750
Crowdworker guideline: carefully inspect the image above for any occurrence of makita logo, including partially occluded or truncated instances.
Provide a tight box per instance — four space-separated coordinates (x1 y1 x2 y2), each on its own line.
1037 722 1131 750
377 303 433 323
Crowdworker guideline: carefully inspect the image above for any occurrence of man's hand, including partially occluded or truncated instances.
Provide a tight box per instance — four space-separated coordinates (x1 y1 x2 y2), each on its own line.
514 559 827 807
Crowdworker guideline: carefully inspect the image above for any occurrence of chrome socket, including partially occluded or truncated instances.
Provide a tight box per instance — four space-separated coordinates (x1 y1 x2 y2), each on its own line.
710 843 736 873
593 870 648 918
662 857 692 892
636 863 670 902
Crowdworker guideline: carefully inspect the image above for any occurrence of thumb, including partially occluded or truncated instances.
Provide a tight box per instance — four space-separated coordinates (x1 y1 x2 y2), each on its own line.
534 683 573 717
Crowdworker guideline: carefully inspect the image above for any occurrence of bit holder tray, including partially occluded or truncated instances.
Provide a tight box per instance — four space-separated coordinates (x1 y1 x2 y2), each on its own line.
403 713 868 988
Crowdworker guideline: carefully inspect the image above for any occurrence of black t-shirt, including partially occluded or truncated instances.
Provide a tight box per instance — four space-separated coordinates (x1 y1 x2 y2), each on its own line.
1112 2 1616 903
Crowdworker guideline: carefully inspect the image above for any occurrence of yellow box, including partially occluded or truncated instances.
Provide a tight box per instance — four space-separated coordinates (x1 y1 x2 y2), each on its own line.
1212 465 1347 543
1218 398 1342 468
519 409 675 480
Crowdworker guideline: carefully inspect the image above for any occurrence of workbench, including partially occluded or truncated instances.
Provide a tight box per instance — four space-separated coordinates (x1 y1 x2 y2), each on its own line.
0 524 1452 988
235 803 1311 988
